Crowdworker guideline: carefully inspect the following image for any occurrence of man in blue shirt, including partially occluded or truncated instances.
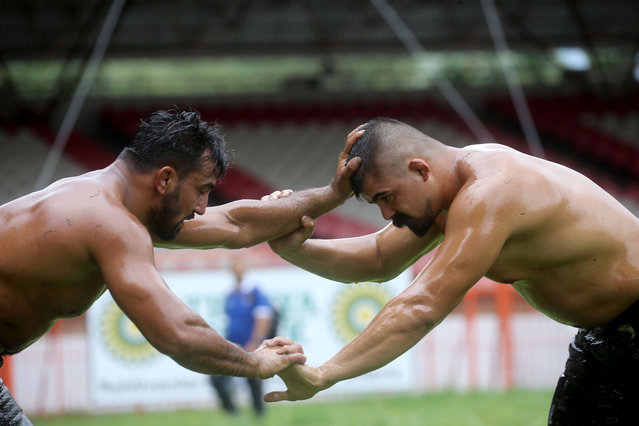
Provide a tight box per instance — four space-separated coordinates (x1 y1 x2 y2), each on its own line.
210 257 275 417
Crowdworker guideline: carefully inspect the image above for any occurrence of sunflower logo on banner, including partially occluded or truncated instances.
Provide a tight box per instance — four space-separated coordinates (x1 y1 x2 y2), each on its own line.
100 301 158 363
331 283 394 343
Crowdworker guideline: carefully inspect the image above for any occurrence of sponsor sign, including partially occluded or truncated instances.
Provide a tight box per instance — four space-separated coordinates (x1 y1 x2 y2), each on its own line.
87 267 415 409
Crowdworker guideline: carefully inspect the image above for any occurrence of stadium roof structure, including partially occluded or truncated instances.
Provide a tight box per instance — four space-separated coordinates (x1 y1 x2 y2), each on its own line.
2 0 638 59
3 1 638 123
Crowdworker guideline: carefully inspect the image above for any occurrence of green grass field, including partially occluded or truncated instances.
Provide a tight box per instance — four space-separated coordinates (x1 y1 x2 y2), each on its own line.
31 390 553 426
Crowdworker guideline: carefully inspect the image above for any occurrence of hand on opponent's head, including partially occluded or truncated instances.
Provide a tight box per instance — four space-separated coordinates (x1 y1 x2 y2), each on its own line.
330 124 365 199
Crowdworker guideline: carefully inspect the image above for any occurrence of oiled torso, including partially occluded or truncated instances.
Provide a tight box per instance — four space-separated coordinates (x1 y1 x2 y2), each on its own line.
0 172 126 353
463 146 639 327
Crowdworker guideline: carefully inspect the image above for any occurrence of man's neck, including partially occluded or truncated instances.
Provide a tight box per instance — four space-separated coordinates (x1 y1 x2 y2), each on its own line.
437 146 466 209
108 159 155 227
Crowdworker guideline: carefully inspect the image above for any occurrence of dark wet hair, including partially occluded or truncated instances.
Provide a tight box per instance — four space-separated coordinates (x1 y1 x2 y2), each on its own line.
347 117 405 199
121 108 230 178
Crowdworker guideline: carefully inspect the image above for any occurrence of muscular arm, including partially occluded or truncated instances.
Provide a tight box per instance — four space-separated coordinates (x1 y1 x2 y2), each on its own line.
158 185 350 250
266 182 517 401
91 218 303 378
271 219 443 283
156 126 364 250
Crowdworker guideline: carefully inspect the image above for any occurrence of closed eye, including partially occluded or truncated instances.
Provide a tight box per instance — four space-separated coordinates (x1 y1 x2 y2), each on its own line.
371 191 392 204
200 184 215 195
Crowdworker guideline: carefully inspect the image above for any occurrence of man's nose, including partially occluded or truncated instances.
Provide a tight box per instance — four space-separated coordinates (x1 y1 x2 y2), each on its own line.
194 195 208 215
379 205 395 221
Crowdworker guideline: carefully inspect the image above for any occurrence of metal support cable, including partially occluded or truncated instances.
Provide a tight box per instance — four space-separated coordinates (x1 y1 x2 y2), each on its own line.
481 0 546 158
35 0 127 190
370 0 494 143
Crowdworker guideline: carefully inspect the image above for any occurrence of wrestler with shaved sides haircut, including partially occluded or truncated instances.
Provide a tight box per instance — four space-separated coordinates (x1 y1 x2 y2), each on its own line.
267 117 639 425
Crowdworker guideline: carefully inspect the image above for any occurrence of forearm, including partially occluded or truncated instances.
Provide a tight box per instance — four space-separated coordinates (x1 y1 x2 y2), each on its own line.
317 297 437 387
173 340 257 377
153 320 261 377
225 185 346 245
166 185 347 249
273 223 440 283
277 237 390 283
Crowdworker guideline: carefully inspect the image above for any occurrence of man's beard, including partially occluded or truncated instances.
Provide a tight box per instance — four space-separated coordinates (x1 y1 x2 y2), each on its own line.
148 187 190 241
392 213 434 238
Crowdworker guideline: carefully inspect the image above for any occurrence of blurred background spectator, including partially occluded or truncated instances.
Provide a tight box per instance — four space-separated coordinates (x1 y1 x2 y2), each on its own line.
209 257 276 418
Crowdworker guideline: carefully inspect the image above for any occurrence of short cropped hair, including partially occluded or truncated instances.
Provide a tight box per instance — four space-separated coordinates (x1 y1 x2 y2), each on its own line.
121 108 230 178
347 117 404 199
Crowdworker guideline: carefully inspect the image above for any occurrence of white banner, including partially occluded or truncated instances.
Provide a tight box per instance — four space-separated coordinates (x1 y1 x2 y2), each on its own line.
87 266 415 410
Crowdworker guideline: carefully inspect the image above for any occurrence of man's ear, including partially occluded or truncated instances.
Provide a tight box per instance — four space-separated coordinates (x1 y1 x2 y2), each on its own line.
154 166 178 194
408 158 430 181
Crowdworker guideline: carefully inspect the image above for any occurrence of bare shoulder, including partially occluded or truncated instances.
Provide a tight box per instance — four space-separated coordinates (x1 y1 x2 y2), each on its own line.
79 184 150 246
452 148 568 230
457 145 639 244
462 142 518 152
33 174 151 250
455 145 532 199
459 143 538 170
458 144 567 191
